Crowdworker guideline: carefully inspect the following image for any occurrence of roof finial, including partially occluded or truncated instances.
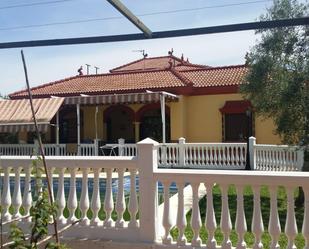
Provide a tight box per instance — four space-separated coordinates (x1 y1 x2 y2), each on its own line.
181 53 184 61
77 66 83 76
168 48 174 56
186 57 189 63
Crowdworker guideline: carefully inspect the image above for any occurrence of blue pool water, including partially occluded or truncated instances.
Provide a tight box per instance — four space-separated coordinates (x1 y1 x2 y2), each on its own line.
7 176 178 197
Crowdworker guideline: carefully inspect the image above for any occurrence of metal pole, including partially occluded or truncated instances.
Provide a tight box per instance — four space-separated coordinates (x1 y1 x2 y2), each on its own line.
76 104 81 155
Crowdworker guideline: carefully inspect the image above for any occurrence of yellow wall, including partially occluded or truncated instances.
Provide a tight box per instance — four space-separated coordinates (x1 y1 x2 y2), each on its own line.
170 96 187 141
169 93 282 144
255 116 281 144
80 95 281 144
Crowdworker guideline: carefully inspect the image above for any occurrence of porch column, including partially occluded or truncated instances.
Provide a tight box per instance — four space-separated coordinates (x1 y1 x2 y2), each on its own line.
160 94 166 144
134 122 140 143
95 106 99 140
77 104 81 155
56 111 60 156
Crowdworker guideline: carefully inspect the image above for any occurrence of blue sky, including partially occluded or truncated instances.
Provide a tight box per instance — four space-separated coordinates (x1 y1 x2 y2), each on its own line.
0 0 301 96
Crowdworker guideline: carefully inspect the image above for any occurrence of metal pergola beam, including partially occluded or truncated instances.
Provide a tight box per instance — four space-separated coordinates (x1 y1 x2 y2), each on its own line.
0 17 308 49
106 0 152 38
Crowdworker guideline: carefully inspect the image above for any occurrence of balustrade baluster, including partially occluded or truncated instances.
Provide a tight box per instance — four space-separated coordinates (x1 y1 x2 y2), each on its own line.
263 150 267 170
235 147 240 167
285 186 297 249
22 166 32 222
162 180 172 244
268 186 281 249
191 182 201 247
116 168 125 228
252 185 264 249
176 182 186 245
192 146 197 165
205 182 217 248
12 167 22 219
302 187 309 249
205 146 210 166
80 168 90 225
217 146 222 167
172 147 176 166
128 169 138 227
56 168 66 224
230 146 235 167
223 146 228 167
282 151 286 170
91 168 101 226
1 167 11 222
235 185 247 249
200 146 204 165
67 168 78 222
220 184 232 249
197 146 201 165
213 146 218 166
240 147 245 168
104 168 114 227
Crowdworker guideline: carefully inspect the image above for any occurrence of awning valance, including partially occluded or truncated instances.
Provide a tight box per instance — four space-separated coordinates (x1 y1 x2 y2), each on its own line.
64 91 178 105
0 97 64 132
220 100 252 114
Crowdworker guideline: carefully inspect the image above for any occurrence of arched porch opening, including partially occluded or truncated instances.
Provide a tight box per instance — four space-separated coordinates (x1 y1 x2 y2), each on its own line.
57 106 84 143
137 104 170 143
104 105 135 143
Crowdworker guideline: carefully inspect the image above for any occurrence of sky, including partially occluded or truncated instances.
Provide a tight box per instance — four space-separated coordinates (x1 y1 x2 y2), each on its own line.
0 0 302 96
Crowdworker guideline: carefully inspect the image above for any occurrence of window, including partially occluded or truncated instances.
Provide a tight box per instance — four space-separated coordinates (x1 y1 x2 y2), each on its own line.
220 100 254 142
224 113 251 142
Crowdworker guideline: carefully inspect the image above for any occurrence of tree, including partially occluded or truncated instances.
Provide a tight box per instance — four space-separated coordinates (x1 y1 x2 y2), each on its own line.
241 0 309 151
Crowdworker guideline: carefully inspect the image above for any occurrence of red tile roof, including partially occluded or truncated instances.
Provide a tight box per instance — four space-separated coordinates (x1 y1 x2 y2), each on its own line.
110 55 209 73
10 70 187 98
182 65 248 87
9 55 248 99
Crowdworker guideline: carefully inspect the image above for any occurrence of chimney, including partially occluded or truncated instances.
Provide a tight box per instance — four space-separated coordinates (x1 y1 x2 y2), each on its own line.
78 66 83 76
168 59 173 69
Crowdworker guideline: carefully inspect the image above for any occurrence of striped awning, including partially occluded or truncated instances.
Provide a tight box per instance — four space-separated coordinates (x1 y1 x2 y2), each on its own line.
0 97 64 132
64 91 178 105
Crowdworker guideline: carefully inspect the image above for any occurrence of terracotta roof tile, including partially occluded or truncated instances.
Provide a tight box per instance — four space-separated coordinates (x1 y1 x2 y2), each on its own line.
181 65 248 87
10 70 186 98
110 55 209 72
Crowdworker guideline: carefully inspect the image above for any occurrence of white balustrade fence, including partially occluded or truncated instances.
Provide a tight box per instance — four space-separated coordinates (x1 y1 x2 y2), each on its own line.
0 137 304 171
254 144 304 171
0 144 36 156
155 168 309 249
0 138 308 248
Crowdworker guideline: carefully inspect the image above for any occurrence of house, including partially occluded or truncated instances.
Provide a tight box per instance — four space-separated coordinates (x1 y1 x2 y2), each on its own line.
5 52 281 145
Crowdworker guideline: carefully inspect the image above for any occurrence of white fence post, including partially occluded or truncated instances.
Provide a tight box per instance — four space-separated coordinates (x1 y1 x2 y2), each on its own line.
179 137 186 167
249 137 256 170
118 138 125 156
297 148 304 171
137 138 159 242
94 139 100 156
